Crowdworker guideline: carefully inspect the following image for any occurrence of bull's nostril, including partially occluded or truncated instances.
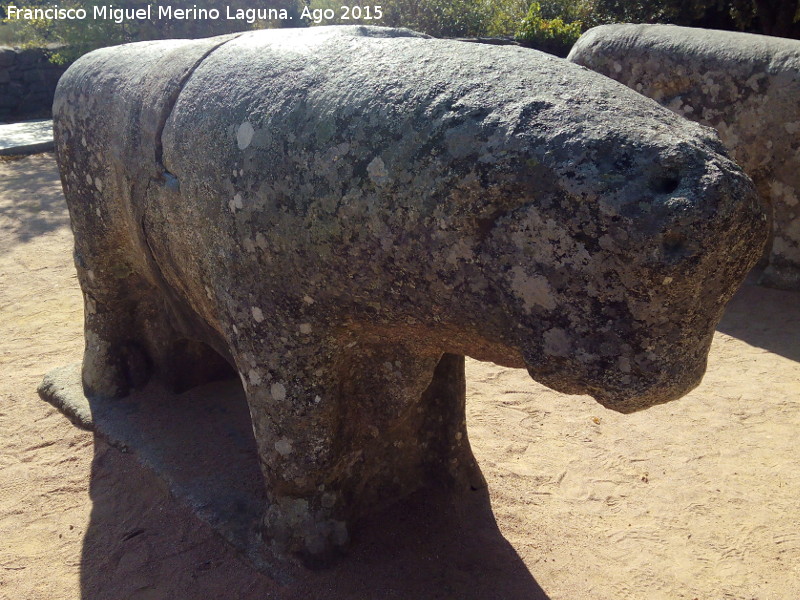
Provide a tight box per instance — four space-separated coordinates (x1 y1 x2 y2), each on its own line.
651 175 681 194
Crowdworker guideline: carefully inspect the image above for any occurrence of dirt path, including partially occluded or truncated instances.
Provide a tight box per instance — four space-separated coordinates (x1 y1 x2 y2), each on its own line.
1 154 798 599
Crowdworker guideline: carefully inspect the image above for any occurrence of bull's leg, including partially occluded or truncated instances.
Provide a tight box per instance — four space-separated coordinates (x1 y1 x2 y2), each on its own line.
68 198 233 400
237 341 485 562
74 242 234 399
417 353 486 493
73 247 154 400
57 141 155 400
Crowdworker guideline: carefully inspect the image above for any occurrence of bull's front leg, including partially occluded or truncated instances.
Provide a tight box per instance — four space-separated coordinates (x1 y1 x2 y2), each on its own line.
236 338 485 562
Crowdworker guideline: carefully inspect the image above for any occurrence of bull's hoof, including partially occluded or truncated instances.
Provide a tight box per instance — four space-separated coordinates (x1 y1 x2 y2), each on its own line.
262 497 350 566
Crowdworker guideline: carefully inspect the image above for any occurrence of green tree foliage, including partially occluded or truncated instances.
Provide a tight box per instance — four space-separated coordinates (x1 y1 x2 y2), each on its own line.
592 0 800 39
373 0 517 37
3 0 299 62
516 1 583 56
306 0 497 37
485 0 533 37
535 0 600 28
5 0 798 65
732 0 800 38
0 18 28 45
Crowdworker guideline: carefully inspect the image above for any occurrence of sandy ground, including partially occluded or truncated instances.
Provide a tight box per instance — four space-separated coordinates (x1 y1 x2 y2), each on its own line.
1 153 798 600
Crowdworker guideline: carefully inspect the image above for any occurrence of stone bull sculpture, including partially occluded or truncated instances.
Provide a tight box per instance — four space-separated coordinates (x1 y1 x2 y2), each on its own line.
52 26 767 559
569 24 800 290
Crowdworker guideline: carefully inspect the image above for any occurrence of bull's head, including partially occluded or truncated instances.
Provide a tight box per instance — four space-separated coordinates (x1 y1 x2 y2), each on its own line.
483 133 767 413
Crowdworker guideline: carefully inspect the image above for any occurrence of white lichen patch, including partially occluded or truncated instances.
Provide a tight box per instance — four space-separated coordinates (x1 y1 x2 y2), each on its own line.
543 327 571 357
446 239 473 265
784 122 800 135
598 234 616 251
270 381 287 402
237 121 255 150
229 193 244 212
770 180 798 207
251 306 264 322
666 97 685 113
510 266 556 311
367 156 390 186
714 120 740 150
94 177 103 192
299 323 312 334
248 368 262 385
303 295 314 305
274 438 293 456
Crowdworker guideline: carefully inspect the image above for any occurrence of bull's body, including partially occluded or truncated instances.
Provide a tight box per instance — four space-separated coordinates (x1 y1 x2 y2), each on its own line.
53 26 766 559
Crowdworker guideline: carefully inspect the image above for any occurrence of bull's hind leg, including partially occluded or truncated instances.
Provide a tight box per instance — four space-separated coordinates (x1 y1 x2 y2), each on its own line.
237 338 485 562
56 127 153 399
61 165 234 400
77 253 235 399
70 231 153 399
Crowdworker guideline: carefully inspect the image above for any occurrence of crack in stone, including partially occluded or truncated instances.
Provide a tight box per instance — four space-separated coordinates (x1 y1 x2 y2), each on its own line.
155 33 247 175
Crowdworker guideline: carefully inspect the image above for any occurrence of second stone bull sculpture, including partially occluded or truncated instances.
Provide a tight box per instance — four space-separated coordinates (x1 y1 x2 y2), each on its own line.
52 26 767 559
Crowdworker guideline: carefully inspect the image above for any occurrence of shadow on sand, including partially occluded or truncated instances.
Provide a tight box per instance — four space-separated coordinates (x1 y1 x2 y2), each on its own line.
0 153 70 247
71 373 549 600
65 277 799 600
717 278 800 363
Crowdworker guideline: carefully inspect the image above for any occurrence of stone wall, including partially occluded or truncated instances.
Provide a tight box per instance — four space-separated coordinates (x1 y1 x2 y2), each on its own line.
0 46 69 122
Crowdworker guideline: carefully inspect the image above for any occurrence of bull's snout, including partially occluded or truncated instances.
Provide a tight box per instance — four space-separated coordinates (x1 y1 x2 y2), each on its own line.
586 354 708 414
524 339 710 415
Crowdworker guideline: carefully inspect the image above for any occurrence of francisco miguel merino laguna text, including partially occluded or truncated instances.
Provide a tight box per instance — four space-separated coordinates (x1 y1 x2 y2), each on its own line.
4 4 314 25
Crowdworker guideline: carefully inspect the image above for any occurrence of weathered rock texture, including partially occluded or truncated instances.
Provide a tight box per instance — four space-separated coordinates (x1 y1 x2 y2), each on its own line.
569 24 800 290
51 26 767 560
0 46 69 121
